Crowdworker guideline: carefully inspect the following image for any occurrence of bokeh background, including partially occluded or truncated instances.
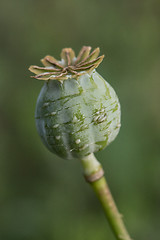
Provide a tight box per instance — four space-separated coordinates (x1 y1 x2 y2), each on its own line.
0 0 160 240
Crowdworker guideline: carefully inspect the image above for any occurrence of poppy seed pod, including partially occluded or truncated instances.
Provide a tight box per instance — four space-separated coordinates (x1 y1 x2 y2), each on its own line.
29 46 121 160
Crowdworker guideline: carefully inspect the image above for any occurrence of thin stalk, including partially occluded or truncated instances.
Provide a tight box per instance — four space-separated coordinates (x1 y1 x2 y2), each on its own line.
81 154 132 240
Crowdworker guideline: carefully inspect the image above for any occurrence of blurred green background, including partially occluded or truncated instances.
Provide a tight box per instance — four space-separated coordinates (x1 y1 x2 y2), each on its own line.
0 0 160 239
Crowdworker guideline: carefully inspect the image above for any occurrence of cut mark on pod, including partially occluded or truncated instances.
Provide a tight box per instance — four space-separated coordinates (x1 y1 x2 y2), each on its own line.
93 113 107 124
44 112 57 117
51 111 57 116
93 115 99 122
81 124 89 130
70 148 76 152
75 139 81 144
72 116 78 123
56 136 61 140
98 115 107 123
53 124 59 128
43 102 49 107
93 107 107 124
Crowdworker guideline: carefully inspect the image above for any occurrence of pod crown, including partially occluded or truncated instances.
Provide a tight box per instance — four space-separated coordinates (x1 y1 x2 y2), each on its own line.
29 46 104 81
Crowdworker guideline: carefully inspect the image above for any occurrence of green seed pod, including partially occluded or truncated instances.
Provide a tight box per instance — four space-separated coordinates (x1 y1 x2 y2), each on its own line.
29 46 121 160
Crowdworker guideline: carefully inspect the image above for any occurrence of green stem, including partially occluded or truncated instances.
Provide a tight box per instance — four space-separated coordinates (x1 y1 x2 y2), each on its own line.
81 154 132 240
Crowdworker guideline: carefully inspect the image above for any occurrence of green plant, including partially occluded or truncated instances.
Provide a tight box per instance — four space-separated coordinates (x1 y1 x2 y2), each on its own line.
29 46 132 240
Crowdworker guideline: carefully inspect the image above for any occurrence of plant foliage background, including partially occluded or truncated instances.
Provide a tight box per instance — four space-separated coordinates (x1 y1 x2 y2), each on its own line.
0 0 160 240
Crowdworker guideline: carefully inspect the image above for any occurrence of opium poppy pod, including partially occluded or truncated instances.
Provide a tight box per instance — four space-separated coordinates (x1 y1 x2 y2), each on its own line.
29 46 121 160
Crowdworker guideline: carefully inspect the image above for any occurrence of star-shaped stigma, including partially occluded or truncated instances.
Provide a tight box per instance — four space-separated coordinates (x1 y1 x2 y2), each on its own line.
29 46 104 81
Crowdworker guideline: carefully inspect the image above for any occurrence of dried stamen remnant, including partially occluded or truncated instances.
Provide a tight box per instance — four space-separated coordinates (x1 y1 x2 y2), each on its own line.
29 46 104 81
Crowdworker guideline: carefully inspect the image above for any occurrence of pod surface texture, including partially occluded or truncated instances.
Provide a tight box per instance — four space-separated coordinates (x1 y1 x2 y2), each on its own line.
35 70 121 160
